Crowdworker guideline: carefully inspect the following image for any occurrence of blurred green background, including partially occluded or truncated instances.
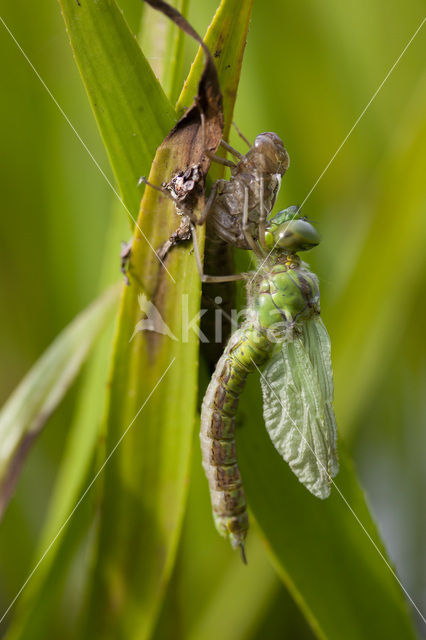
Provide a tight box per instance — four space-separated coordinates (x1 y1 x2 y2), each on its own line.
0 0 425 637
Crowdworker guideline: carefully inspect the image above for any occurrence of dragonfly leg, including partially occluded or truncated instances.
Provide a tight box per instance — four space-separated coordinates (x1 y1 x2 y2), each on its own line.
193 181 218 226
205 149 236 168
219 139 244 160
200 110 236 169
190 224 246 283
232 121 251 148
242 187 264 258
258 174 267 251
138 176 173 200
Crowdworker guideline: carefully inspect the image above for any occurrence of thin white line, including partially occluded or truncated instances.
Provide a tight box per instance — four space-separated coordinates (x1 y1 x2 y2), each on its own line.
249 15 425 287
0 358 176 625
298 15 426 210
0 15 176 284
252 359 426 625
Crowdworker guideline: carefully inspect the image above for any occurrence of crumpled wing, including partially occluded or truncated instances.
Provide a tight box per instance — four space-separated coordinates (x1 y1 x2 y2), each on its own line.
260 317 338 499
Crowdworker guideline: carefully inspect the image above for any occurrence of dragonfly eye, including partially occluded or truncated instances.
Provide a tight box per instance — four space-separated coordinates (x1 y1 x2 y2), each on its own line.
273 219 320 252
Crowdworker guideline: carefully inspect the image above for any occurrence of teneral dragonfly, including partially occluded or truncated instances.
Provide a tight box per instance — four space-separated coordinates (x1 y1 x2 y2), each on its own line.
200 207 339 561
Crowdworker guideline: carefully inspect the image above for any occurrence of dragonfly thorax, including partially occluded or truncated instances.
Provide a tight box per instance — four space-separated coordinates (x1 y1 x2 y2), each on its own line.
254 262 320 331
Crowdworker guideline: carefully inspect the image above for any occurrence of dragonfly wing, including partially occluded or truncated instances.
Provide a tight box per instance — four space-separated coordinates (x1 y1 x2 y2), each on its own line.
302 316 339 477
261 326 337 499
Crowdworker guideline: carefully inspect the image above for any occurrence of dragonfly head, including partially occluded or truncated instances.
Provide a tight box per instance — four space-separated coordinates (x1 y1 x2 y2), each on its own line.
265 206 321 253
253 132 290 175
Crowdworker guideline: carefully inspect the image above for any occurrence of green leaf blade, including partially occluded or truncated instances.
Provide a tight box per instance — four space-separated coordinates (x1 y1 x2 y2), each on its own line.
59 0 177 216
84 2 254 638
238 377 417 639
0 286 119 521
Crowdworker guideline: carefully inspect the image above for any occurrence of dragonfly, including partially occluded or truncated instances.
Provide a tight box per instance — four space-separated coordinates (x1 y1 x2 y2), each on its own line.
200 206 339 561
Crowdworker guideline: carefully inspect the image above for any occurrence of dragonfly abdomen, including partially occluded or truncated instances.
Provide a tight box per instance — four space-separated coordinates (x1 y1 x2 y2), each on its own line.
200 325 273 552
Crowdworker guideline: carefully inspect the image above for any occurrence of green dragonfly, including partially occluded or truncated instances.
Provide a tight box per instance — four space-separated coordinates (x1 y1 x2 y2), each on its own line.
200 206 339 561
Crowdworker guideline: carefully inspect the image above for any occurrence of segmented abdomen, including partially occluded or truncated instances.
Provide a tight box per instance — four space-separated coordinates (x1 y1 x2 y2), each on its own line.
200 324 272 554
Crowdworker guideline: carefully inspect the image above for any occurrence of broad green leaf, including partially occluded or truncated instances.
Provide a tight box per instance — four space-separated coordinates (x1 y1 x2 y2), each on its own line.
58 0 177 217
237 376 416 639
85 2 253 638
0 286 119 521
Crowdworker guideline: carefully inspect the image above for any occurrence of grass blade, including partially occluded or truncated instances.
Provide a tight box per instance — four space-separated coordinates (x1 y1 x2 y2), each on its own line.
0 286 119 521
85 2 253 637
58 0 177 217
